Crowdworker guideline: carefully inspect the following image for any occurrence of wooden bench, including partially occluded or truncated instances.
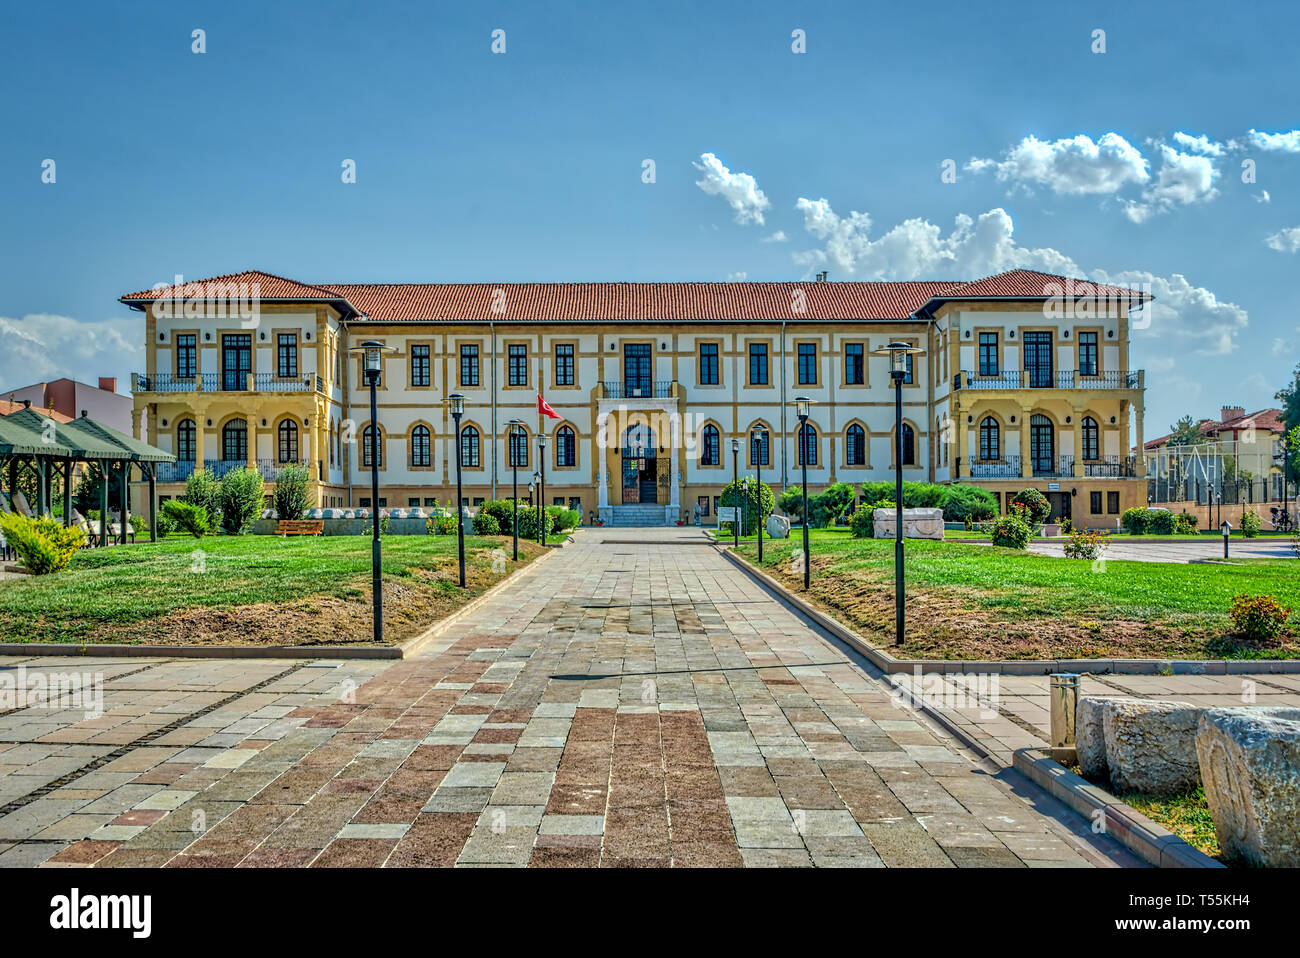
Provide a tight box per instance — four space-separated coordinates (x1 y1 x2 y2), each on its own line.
277 519 324 536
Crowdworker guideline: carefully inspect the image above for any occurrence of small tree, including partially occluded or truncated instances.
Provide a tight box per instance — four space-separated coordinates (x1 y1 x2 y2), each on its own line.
161 499 209 538
1010 488 1050 524
183 469 222 530
217 467 264 535
0 513 85 574
721 479 775 536
273 464 312 520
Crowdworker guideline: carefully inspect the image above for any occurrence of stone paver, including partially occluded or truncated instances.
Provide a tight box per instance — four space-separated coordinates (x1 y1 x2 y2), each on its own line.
0 529 1200 867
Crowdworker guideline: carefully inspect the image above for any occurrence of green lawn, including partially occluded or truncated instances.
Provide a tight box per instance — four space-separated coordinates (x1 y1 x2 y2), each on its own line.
0 533 548 646
733 533 1300 659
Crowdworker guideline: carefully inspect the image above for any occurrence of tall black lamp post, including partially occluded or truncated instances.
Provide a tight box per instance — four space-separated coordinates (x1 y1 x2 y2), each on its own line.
449 393 467 587
730 437 741 548
351 339 395 642
531 471 541 544
791 396 817 590
506 419 525 560
1276 432 1293 530
537 433 548 544
872 341 924 644
752 425 768 562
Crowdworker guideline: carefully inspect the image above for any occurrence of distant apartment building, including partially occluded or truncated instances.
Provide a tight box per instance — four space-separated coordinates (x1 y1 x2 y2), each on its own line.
1144 405 1289 486
122 268 1151 526
4 377 132 433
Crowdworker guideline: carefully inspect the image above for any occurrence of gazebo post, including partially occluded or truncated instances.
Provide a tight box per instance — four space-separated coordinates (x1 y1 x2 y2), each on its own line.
147 465 157 543
62 458 73 526
99 459 109 547
118 461 129 544
35 458 47 518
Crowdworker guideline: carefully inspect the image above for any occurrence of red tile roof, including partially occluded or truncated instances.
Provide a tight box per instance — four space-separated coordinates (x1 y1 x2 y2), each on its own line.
932 269 1151 302
1144 409 1286 449
120 269 1151 323
0 399 73 422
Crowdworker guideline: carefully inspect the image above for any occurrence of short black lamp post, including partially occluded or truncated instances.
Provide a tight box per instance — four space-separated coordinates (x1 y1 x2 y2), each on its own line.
790 395 818 590
751 425 768 562
1275 436 1293 531
1221 519 1231 558
730 437 741 548
449 393 467 587
872 341 925 644
531 471 541 543
537 433 548 544
506 419 525 560
350 339 395 642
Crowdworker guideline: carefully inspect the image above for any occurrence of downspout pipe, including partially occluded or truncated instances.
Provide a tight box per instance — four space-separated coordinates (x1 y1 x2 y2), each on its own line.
490 321 497 500
780 319 787 489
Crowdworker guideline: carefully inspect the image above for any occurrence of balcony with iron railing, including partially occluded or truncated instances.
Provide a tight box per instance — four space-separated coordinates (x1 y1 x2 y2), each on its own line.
966 455 1021 479
599 380 675 399
200 458 312 480
1083 455 1137 478
952 369 1142 390
133 372 323 394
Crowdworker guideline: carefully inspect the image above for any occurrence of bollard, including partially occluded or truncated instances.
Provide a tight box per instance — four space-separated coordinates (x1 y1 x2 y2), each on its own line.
1221 520 1230 558
1049 673 1080 748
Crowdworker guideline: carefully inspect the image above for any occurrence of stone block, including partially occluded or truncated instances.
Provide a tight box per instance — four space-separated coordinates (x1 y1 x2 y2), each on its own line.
872 507 945 540
767 515 791 539
1102 698 1200 797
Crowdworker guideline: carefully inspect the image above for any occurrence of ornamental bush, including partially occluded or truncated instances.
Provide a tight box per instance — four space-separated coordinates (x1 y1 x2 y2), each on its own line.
182 468 222 530
216 467 265 535
722 479 775 536
1229 593 1292 643
1120 506 1151 535
1010 489 1051 524
480 499 519 529
990 513 1033 550
850 499 895 538
472 511 501 536
160 499 209 538
1148 509 1177 535
273 464 312 521
1240 510 1262 538
1174 512 1198 535
1063 528 1106 560
516 506 555 541
0 513 85 574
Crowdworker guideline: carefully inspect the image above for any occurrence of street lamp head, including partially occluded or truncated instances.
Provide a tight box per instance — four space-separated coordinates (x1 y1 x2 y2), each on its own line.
873 340 924 377
537 433 548 450
350 340 394 375
751 425 768 444
506 418 526 432
791 396 816 421
448 393 465 416
730 437 740 453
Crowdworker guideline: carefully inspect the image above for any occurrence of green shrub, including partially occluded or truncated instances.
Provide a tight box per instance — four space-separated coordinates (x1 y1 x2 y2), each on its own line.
426 507 458 535
0 513 85 574
183 469 222 529
552 507 581 531
273 464 312 520
472 511 501 535
1010 489 1050 524
1063 529 1105 560
516 506 554 540
216 467 265 535
152 507 175 538
722 479 775 536
778 486 808 522
819 482 856 526
160 500 209 537
1229 593 1291 643
1120 506 1151 535
1240 510 1262 538
990 513 1033 549
1149 509 1176 535
480 500 518 528
941 484 998 522
850 499 895 538
1174 512 1197 535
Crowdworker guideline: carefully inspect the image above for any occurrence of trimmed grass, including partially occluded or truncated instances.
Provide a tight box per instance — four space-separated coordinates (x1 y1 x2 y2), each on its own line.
0 533 549 646
734 533 1300 659
1121 787 1221 861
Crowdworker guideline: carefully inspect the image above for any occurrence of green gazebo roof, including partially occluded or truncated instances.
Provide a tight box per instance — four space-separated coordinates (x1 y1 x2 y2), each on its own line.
2 408 174 463
0 415 73 458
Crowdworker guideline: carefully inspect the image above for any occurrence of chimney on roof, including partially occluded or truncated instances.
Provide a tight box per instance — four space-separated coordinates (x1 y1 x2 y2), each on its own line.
81 409 88 419
815 271 828 282
1221 405 1245 423
22 399 31 409
98 377 117 393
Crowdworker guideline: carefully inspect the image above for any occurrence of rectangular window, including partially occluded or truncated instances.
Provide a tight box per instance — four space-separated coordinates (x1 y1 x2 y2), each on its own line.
408 497 419 507
411 344 430 387
508 344 527 387
360 497 371 508
424 497 437 507
1079 332 1099 377
697 495 710 517
978 333 998 377
555 343 574 386
176 334 196 378
699 343 719 385
1107 491 1120 514
904 352 915 385
797 343 817 385
460 344 479 387
277 334 298 378
1090 491 1102 514
749 343 769 385
845 343 864 384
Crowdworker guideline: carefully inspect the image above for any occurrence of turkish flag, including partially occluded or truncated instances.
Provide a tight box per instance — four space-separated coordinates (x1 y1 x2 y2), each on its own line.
538 394 561 420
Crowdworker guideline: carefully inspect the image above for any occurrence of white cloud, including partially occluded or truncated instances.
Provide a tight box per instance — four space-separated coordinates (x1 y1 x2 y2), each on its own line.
726 271 747 281
761 230 788 243
1092 269 1248 354
0 314 142 394
792 202 1081 280
966 132 1150 195
1254 189 1271 203
693 153 770 226
1172 132 1224 156
1123 145 1219 222
1265 227 1300 252
1246 129 1300 152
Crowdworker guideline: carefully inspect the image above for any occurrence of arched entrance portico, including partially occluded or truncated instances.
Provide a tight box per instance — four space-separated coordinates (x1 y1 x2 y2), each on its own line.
621 424 661 504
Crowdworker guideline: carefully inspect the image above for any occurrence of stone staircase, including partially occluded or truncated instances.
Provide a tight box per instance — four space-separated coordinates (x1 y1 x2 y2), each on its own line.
604 504 674 526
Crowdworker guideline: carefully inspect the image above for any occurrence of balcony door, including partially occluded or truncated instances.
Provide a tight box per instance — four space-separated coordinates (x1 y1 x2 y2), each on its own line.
1023 332 1053 388
623 344 652 396
1030 414 1054 475
222 334 252 391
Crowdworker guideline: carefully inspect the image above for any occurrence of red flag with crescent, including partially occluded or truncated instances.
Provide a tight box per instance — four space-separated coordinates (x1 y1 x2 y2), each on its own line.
538 394 561 420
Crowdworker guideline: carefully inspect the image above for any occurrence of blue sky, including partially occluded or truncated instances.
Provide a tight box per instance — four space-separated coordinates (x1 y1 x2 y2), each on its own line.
2 0 1298 436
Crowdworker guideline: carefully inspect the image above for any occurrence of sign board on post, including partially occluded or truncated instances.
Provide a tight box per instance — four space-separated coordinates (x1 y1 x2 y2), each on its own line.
716 507 738 522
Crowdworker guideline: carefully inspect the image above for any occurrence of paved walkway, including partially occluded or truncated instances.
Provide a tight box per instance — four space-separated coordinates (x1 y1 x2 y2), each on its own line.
1028 537 1295 563
1 529 1147 868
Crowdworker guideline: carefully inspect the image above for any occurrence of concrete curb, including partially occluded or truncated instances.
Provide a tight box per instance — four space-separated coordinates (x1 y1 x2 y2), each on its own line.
1012 749 1224 869
0 545 560 662
718 546 1300 675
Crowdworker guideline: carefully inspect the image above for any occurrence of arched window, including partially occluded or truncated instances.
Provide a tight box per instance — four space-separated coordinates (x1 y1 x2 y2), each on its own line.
461 425 481 468
979 417 1000 461
222 419 247 462
750 426 770 466
701 424 720 465
900 423 915 466
411 424 431 467
277 420 299 463
798 423 818 467
177 419 196 463
509 427 528 468
845 424 866 466
556 425 576 467
1030 414 1054 474
1081 416 1099 461
362 425 382 468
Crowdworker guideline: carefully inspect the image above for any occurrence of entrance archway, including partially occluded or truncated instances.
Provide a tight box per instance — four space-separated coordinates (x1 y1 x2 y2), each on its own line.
621 424 659 504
